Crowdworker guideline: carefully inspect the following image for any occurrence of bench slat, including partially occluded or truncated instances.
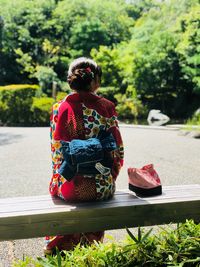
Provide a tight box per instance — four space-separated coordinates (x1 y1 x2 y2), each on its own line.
1 194 200 217
0 184 198 204
0 185 199 241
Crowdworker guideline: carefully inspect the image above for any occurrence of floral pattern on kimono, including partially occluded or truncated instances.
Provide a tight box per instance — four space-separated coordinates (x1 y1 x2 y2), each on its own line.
49 95 124 201
46 92 124 251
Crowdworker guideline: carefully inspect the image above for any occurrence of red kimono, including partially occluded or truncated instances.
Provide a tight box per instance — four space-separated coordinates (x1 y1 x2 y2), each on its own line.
45 92 124 251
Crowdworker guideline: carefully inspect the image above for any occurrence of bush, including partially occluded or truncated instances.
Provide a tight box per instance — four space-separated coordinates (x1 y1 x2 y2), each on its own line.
31 97 55 126
98 87 119 104
0 84 39 126
98 86 147 122
115 86 147 121
13 220 200 267
59 81 71 94
56 91 68 102
115 93 144 121
0 84 68 126
187 109 200 126
35 66 59 96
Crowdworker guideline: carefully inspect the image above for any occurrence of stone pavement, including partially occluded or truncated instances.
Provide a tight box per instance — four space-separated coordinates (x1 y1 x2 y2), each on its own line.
0 126 200 266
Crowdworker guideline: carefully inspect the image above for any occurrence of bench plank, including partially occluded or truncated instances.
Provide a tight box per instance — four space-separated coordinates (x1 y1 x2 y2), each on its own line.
0 185 199 241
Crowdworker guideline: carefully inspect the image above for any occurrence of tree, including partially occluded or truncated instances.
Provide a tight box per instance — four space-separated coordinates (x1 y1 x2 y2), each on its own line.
69 20 111 56
176 5 200 94
118 0 199 117
91 46 123 88
0 0 134 87
0 0 57 85
0 16 3 49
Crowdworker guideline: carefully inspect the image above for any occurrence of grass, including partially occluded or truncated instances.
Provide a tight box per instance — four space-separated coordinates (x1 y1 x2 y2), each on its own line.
13 220 200 267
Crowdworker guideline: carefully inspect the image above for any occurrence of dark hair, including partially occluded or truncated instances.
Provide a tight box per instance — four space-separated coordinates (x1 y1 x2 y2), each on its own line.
67 57 102 92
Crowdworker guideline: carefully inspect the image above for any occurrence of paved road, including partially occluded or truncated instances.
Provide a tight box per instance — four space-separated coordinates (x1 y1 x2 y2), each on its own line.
0 126 200 266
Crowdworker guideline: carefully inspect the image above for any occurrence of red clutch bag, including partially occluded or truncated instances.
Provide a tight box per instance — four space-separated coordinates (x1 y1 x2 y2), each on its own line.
128 164 162 197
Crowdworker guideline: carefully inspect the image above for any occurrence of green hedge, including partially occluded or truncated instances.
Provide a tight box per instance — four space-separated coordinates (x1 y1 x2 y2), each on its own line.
31 97 54 126
13 220 200 267
0 84 58 126
0 84 146 126
56 91 67 102
0 84 39 126
30 93 68 126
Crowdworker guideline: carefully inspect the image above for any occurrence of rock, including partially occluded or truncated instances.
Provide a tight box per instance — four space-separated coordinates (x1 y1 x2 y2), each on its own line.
189 131 200 139
147 109 170 126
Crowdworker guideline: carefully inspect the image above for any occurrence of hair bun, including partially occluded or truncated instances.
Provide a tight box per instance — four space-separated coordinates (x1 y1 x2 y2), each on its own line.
67 57 102 92
75 68 94 80
68 68 93 90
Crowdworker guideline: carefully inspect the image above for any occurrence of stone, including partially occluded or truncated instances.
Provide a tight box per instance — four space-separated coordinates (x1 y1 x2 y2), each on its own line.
147 109 170 126
189 131 200 139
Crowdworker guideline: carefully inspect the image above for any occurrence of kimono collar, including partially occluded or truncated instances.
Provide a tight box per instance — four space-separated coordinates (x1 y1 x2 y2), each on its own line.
54 92 102 141
65 92 102 104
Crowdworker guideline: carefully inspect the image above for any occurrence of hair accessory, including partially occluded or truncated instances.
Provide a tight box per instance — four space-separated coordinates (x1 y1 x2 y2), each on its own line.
84 67 94 78
85 67 92 73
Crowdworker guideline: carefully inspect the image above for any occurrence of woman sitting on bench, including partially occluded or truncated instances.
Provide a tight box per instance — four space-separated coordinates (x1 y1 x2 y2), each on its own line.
44 57 124 255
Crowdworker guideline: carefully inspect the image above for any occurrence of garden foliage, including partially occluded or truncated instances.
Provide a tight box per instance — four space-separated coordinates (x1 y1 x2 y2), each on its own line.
0 84 143 126
31 97 54 126
187 110 200 126
0 0 200 122
0 84 39 125
13 220 200 267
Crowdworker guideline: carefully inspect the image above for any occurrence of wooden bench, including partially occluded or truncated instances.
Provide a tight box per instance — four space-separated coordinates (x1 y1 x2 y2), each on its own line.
0 184 199 241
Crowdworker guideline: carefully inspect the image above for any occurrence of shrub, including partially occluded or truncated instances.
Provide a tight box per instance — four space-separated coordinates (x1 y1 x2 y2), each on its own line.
187 109 200 126
13 220 200 267
115 86 147 121
0 84 39 126
98 87 119 104
98 86 147 122
56 91 68 102
31 92 71 127
0 84 69 126
31 97 54 126
59 82 71 94
35 66 59 96
115 93 143 121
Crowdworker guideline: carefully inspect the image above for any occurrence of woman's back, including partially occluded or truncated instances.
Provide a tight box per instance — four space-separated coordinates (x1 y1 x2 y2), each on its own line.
45 57 124 255
50 91 123 201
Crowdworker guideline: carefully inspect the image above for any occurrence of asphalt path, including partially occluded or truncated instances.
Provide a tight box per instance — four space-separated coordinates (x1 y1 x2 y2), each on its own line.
0 126 200 266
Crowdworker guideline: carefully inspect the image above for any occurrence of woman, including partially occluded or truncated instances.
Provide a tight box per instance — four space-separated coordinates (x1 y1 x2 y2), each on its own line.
45 57 124 254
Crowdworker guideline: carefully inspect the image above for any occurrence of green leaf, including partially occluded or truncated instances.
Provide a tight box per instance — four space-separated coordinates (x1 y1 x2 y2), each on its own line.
141 228 153 242
138 227 141 242
56 247 62 267
126 228 138 243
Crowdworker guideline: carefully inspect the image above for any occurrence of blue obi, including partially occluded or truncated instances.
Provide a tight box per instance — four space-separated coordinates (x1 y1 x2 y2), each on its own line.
58 131 117 181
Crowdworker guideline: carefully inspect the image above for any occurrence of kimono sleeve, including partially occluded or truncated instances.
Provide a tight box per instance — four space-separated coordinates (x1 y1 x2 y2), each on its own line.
49 103 63 196
106 108 124 180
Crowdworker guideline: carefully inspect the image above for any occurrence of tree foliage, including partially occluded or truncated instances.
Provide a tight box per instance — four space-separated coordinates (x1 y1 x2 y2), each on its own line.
93 0 200 118
0 0 133 84
176 5 200 94
0 0 199 119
